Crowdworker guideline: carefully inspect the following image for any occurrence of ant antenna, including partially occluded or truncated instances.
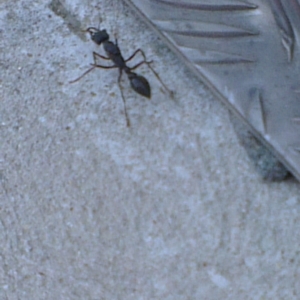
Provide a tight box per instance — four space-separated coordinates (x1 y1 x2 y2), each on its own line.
111 0 119 42
79 14 101 34
97 15 102 30
114 31 119 46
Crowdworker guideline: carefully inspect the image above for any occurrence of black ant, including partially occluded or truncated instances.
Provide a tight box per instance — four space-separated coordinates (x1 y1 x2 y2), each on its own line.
70 26 173 127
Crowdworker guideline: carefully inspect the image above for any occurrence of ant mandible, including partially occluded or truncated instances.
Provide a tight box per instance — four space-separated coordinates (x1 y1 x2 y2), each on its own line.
70 26 173 127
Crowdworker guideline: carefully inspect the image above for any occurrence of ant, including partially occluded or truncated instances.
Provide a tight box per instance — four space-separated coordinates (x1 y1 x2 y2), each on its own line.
70 26 173 127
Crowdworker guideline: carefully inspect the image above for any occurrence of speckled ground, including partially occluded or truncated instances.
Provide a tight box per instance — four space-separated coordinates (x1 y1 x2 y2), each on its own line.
0 0 300 299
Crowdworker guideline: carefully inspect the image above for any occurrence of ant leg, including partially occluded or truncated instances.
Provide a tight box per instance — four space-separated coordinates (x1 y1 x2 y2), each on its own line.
126 49 173 97
117 69 130 127
91 63 117 69
93 51 110 62
69 64 117 84
124 49 149 63
69 65 97 83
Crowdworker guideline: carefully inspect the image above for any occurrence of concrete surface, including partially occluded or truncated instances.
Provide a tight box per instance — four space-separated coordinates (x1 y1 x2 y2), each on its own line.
0 0 300 299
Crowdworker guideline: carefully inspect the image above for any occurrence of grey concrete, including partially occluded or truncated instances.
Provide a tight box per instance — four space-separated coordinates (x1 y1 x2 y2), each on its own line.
0 0 299 299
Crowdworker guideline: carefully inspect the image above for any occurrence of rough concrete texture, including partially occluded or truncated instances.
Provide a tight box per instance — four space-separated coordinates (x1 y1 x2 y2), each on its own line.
0 0 300 299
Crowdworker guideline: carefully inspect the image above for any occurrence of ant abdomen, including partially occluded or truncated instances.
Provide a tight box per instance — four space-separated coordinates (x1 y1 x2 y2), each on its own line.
128 72 151 99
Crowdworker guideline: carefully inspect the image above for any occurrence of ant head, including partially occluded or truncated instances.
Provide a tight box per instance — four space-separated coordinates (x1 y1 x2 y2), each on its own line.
86 27 109 45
